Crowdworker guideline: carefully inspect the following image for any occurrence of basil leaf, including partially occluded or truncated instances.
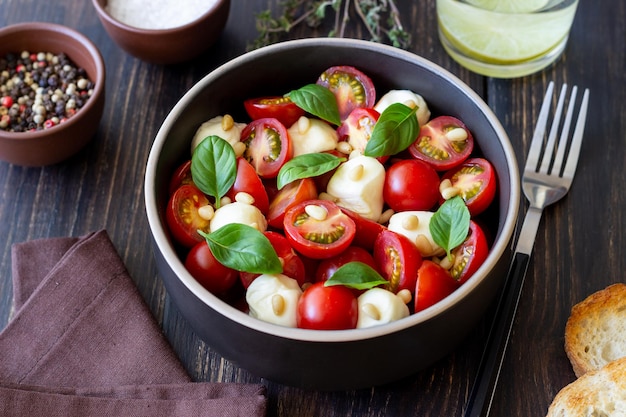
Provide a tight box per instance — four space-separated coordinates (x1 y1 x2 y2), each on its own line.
429 196 471 259
364 103 419 157
277 153 346 189
324 262 389 290
288 84 342 126
191 135 237 209
200 224 282 274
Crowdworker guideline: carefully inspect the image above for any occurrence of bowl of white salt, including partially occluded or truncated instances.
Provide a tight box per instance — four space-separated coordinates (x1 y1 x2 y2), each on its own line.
92 0 230 64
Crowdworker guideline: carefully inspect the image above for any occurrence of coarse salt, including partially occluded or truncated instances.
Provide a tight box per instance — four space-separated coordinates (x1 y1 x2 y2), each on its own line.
106 0 219 30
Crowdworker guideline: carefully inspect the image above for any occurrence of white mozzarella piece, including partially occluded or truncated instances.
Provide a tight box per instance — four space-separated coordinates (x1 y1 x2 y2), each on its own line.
356 288 410 328
209 201 268 232
325 154 385 221
191 115 247 153
287 116 338 156
374 89 431 127
387 211 445 257
246 274 302 327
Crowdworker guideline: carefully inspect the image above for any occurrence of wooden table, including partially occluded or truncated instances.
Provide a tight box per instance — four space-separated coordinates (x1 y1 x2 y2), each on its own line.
0 1 623 415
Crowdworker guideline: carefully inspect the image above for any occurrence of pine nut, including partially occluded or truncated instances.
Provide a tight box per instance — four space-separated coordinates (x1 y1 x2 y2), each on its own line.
446 127 468 142
305 204 328 221
235 191 255 205
397 289 412 304
401 214 419 230
271 294 285 316
221 114 234 131
198 205 215 221
232 141 246 157
336 141 353 155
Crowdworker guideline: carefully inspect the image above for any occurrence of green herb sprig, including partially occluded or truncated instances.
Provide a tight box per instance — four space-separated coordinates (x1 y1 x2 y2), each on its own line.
430 196 471 259
191 135 237 209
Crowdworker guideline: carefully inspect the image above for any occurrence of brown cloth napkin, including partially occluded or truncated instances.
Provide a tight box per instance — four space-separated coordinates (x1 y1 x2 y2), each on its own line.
0 230 267 416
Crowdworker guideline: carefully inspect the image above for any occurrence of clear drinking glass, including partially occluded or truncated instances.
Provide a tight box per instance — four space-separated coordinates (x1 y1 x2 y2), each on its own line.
436 0 580 78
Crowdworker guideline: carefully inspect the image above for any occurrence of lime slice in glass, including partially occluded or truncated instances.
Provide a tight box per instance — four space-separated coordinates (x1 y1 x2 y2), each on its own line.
437 0 577 63
464 0 549 13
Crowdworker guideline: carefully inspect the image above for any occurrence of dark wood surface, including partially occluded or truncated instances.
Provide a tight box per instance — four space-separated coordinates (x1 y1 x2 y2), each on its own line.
1 1 623 415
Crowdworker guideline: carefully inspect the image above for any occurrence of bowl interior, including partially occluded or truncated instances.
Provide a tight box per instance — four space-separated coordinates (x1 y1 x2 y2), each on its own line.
146 38 519 342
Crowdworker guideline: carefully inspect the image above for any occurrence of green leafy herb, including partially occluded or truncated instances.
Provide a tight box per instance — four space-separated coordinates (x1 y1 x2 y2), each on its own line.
429 196 471 259
364 103 419 158
199 224 282 274
277 152 346 189
250 0 411 51
288 84 342 126
191 135 237 209
324 261 389 290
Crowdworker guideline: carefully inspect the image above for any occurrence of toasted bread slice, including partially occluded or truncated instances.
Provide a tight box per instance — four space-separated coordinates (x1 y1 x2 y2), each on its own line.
546 356 626 416
564 283 626 378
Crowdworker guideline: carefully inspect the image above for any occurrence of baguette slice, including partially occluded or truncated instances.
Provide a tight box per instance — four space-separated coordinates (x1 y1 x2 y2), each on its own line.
565 283 626 378
546 356 626 416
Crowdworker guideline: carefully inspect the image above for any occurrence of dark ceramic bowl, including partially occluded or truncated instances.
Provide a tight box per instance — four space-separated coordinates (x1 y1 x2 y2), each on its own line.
92 0 230 64
0 22 105 166
145 38 520 390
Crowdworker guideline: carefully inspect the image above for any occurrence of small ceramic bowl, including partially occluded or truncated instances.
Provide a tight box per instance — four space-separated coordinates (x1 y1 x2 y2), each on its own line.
0 22 105 167
145 38 520 390
92 0 230 64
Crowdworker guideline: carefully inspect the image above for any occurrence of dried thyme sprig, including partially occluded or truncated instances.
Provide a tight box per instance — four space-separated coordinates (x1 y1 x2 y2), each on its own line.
250 0 411 51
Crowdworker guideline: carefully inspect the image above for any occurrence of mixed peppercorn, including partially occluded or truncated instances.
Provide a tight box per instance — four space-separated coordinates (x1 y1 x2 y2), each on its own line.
0 51 94 132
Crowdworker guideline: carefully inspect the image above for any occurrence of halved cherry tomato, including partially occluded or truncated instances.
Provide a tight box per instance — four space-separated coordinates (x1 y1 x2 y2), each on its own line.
283 199 356 259
450 221 489 284
384 159 441 212
168 159 194 195
185 241 239 295
409 116 474 171
374 229 423 294
226 157 270 215
297 282 358 330
244 96 305 128
440 157 496 216
316 65 376 121
267 178 318 229
240 231 306 288
165 184 211 248
241 118 293 178
315 246 378 283
340 207 386 251
337 108 385 161
414 260 460 313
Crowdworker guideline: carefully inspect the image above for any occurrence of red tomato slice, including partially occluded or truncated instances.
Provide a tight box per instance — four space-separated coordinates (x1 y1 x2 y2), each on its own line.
226 157 270 215
283 199 356 259
316 66 376 121
374 229 423 294
384 158 441 212
267 178 318 229
337 107 385 161
340 207 386 251
414 260 460 313
244 96 305 128
450 221 489 284
297 282 358 330
409 116 474 171
168 159 193 195
240 231 307 288
241 118 293 178
441 157 496 216
165 184 211 248
315 246 378 283
185 241 239 295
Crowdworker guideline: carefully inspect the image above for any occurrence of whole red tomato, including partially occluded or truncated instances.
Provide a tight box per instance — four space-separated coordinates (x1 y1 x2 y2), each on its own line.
384 159 441 212
297 282 358 330
185 241 239 295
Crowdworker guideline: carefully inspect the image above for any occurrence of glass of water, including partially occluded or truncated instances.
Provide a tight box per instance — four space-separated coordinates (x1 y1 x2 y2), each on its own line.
437 0 580 78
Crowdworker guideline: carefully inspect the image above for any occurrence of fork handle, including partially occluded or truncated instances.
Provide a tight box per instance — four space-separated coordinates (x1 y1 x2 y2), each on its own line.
463 251 531 417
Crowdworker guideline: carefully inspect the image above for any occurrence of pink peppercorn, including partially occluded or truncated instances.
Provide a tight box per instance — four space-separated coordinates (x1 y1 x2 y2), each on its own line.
1 96 12 108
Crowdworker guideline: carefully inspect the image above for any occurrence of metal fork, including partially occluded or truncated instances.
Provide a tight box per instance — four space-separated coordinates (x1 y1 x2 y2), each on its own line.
463 82 590 417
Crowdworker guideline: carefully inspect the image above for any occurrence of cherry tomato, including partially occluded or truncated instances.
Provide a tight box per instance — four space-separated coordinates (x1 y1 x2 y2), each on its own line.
337 108 385 162
226 157 270 215
374 229 423 294
450 221 489 284
316 65 376 121
315 246 378 283
185 241 239 295
297 282 358 330
165 184 211 248
440 157 496 216
240 231 307 288
409 116 474 171
241 118 293 178
168 159 194 195
283 199 356 259
340 207 386 251
384 159 441 212
244 96 305 128
414 260 460 313
267 178 318 229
